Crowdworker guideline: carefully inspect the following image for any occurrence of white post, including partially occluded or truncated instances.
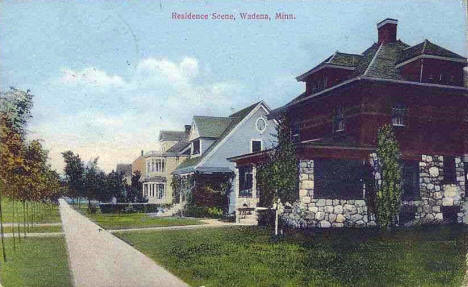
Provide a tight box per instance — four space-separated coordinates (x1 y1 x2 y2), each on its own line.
274 197 279 236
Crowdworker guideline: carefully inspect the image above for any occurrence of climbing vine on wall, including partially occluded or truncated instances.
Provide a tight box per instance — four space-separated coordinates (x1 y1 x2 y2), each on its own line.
256 115 299 207
374 124 403 229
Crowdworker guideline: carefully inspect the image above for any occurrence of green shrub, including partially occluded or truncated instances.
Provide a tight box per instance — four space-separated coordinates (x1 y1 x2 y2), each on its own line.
185 206 223 218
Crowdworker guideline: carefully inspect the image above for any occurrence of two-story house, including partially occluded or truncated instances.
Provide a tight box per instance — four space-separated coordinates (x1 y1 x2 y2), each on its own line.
173 101 277 214
230 19 467 228
141 127 190 204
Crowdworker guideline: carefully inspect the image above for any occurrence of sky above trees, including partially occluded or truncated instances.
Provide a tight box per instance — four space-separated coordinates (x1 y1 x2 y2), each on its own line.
0 0 466 173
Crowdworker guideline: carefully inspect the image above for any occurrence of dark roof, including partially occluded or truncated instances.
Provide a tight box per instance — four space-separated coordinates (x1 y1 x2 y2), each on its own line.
193 116 233 138
397 39 466 64
116 164 132 175
166 139 190 153
174 102 265 174
279 38 466 111
159 131 186 142
297 52 362 81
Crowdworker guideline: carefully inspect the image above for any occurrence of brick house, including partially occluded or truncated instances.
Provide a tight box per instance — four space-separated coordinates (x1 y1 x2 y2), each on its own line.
230 18 467 227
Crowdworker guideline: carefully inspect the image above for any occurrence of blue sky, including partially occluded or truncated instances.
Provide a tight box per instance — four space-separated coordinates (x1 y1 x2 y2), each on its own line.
1 0 466 172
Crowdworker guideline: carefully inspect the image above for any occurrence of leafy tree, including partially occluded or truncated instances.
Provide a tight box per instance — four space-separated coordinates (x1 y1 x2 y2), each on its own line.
62 151 85 206
0 88 33 261
105 170 126 202
127 171 145 203
256 115 299 207
374 124 402 229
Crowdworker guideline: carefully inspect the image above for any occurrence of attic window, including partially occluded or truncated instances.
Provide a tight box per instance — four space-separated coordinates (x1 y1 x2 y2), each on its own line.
251 140 262 153
192 140 200 155
333 106 345 132
392 104 407 127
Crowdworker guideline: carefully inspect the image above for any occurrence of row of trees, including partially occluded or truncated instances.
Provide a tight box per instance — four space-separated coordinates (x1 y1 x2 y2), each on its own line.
61 151 144 208
0 88 64 262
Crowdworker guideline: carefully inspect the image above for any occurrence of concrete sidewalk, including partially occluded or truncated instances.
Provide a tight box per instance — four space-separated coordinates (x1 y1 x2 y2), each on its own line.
59 199 188 287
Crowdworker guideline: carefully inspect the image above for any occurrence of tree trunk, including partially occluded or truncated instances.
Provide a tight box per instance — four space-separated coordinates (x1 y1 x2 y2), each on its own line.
0 190 7 262
22 201 26 237
12 200 16 250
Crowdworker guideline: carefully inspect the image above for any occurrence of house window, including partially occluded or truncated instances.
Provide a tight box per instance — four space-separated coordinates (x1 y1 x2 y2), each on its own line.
441 206 459 224
143 184 148 197
333 106 345 132
443 156 456 183
392 104 407 127
239 166 253 197
192 140 200 155
402 161 420 200
314 159 365 199
156 184 165 199
146 162 150 174
251 140 262 153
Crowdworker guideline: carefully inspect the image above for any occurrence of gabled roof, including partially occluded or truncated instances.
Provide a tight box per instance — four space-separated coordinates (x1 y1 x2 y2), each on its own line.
159 130 186 142
166 139 190 153
297 52 362 81
193 116 233 138
397 39 466 64
174 101 266 174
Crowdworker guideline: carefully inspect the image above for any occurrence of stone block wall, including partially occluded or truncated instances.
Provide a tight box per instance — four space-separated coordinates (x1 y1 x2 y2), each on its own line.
282 155 465 229
282 160 376 228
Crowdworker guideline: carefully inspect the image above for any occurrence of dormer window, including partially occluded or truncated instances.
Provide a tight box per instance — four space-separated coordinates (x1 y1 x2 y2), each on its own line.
392 104 407 127
192 139 200 155
333 106 345 132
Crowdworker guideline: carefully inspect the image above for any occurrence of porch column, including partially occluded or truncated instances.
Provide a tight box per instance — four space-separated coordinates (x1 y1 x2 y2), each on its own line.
252 165 257 199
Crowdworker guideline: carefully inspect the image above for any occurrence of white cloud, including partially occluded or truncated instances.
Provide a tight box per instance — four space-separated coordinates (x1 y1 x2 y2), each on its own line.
33 56 246 172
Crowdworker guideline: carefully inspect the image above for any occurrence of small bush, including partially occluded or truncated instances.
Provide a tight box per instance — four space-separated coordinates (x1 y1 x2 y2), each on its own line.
184 206 223 218
99 203 161 214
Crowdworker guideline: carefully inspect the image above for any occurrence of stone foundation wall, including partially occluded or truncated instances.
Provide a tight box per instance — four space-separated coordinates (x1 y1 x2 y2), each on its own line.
282 160 376 228
282 155 465 229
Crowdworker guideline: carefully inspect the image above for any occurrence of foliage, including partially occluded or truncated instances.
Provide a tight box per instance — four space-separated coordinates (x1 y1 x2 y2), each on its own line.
374 124 403 229
62 151 85 201
183 172 234 214
256 115 299 207
184 206 223 218
126 170 146 203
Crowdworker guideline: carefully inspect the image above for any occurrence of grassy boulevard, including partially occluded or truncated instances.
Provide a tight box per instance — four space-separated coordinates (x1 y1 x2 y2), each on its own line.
0 200 71 287
118 225 467 287
73 204 204 230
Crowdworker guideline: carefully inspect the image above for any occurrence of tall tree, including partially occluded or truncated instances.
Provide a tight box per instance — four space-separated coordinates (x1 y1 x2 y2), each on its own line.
0 88 33 261
62 151 85 206
374 124 402 229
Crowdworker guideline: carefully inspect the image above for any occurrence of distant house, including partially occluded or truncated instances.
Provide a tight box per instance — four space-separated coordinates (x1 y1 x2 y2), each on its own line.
230 18 467 228
173 101 277 214
131 150 146 179
141 127 191 204
115 164 132 185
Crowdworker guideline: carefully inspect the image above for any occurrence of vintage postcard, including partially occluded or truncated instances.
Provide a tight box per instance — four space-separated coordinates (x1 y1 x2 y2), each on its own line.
0 0 467 286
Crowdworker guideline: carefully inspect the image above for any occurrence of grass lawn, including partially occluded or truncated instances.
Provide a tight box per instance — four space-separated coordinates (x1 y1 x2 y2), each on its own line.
3 225 62 234
73 205 204 230
1 198 61 223
118 225 467 287
0 236 72 287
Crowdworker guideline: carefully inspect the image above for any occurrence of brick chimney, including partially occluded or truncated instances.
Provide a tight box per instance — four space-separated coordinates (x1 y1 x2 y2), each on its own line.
377 18 398 44
185 125 191 134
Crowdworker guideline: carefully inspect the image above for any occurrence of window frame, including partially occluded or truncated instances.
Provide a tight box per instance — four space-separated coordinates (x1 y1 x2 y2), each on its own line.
238 166 253 197
250 139 262 153
392 104 407 127
333 105 345 133
192 139 201 155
